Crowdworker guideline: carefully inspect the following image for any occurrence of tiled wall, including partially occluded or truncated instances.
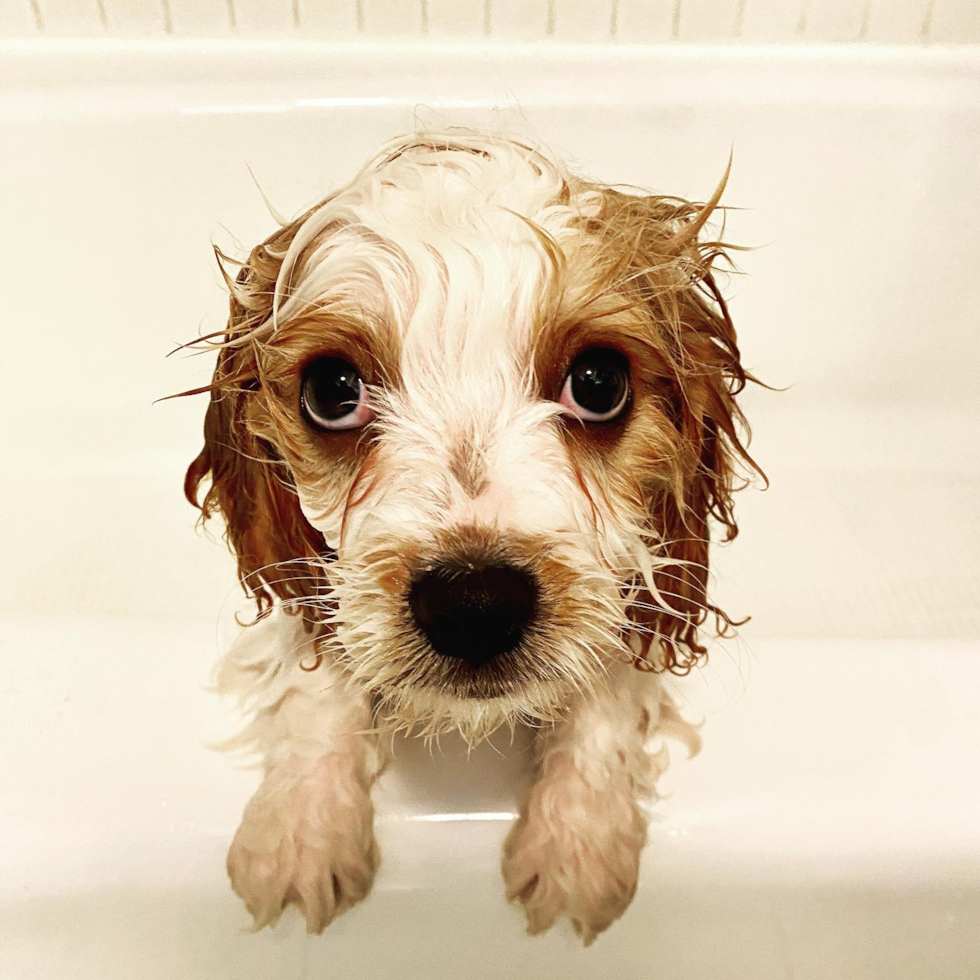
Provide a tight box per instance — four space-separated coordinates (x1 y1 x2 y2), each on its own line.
2 0 979 42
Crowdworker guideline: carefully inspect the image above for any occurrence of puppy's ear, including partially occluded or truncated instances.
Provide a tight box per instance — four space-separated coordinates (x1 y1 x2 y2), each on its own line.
184 226 326 613
614 184 763 673
638 412 739 675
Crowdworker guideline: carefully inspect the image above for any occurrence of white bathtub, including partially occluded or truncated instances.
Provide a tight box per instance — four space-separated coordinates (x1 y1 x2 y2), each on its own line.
1 39 978 979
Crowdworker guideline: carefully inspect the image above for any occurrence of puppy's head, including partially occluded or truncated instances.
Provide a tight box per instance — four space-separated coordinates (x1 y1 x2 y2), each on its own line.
184 132 759 738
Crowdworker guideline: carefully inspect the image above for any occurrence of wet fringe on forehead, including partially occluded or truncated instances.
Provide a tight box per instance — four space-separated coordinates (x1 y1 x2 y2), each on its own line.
167 130 561 387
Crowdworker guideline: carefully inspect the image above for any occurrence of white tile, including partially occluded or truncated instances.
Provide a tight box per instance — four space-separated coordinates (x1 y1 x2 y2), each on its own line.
36 0 105 34
427 0 484 35
298 0 358 35
168 0 232 34
801 0 867 41
103 0 168 34
614 0 674 41
0 0 42 34
676 0 741 41
739 0 804 41
553 0 613 39
929 0 980 42
864 0 927 42
233 0 295 34
489 0 548 37
360 0 422 34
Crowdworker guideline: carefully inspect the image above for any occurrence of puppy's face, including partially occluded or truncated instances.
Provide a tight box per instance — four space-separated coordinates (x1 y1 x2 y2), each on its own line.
185 133 755 739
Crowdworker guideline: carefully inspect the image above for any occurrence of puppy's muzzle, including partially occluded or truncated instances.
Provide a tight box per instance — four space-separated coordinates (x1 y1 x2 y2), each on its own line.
408 561 538 667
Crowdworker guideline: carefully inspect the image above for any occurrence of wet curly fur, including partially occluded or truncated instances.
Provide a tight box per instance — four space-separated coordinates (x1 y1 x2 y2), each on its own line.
180 129 760 941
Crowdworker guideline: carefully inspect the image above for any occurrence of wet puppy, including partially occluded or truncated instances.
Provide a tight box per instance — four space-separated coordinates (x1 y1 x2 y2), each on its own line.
183 130 758 943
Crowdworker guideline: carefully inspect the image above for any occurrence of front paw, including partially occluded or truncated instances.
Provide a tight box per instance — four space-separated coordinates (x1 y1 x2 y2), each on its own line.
226 754 379 934
501 755 646 945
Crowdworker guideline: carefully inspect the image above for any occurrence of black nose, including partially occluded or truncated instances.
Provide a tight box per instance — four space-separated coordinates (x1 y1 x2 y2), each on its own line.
408 562 538 667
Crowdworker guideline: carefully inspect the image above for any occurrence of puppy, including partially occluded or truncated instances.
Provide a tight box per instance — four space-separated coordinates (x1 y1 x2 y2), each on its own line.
182 130 758 943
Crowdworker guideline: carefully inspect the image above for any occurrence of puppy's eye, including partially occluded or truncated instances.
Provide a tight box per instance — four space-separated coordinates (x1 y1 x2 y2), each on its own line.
300 356 374 431
559 348 630 422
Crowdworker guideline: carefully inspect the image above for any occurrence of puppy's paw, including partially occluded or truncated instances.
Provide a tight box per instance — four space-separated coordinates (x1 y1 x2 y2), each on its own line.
226 754 379 934
501 754 646 945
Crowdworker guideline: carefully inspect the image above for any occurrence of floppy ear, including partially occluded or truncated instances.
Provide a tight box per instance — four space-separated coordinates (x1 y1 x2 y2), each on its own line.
638 409 739 674
183 222 327 614
184 357 326 613
615 187 762 674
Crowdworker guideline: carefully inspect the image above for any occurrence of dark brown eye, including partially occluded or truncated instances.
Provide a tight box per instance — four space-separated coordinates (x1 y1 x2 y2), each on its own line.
300 357 373 431
559 348 630 422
